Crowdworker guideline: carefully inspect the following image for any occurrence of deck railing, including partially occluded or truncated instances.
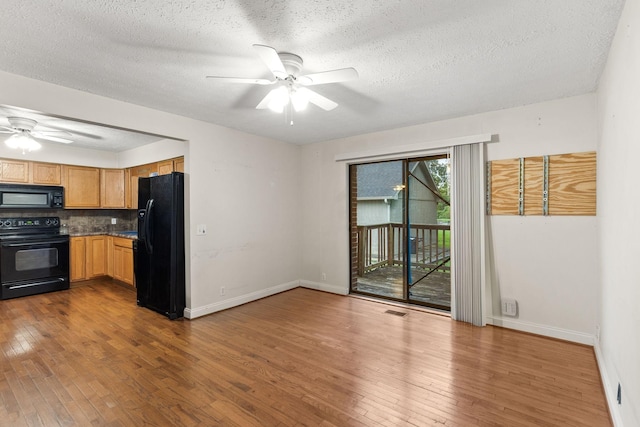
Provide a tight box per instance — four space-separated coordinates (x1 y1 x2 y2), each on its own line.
357 223 450 275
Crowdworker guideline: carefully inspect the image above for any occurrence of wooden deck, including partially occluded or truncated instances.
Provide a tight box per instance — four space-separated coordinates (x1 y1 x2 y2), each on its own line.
0 280 611 426
355 265 451 308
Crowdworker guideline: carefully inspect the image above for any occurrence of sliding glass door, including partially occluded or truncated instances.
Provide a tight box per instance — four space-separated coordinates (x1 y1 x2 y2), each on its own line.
349 156 451 311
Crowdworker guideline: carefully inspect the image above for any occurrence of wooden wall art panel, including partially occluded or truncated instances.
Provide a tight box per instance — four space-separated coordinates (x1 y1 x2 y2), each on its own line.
548 151 596 215
489 158 520 215
488 151 596 216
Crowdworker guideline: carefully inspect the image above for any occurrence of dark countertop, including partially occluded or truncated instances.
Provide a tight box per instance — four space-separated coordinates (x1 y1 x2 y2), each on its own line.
67 231 137 239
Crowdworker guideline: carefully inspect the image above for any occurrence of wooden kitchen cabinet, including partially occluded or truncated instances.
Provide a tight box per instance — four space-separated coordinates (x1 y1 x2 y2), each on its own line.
70 235 107 282
86 235 107 278
70 237 87 282
174 157 184 173
158 157 185 175
112 237 134 286
106 236 114 277
100 169 126 208
0 159 29 183
31 161 61 184
62 165 101 208
127 162 158 209
157 159 174 175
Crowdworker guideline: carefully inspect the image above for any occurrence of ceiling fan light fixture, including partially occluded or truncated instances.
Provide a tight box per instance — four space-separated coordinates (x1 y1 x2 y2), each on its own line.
267 86 290 113
291 88 310 112
5 132 41 153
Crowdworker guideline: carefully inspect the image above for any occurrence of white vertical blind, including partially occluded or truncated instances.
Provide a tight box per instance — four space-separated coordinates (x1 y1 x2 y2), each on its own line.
450 143 485 326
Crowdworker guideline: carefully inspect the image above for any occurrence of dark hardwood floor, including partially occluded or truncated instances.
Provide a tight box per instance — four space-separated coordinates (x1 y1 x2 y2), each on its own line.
0 279 611 426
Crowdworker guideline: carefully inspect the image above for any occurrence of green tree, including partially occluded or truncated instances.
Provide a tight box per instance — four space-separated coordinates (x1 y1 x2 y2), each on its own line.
426 159 450 222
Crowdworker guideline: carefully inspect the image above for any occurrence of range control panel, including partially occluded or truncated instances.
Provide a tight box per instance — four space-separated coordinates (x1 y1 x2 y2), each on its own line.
0 217 60 229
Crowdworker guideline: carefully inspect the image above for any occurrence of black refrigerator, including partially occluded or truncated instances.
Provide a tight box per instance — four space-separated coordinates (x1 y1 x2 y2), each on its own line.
134 172 185 319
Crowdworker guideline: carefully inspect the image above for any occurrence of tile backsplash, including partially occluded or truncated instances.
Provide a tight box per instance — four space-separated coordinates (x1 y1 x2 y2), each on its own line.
0 209 137 234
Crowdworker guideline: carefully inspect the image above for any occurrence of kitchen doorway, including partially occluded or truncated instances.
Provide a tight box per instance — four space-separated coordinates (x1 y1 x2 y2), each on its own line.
349 155 451 311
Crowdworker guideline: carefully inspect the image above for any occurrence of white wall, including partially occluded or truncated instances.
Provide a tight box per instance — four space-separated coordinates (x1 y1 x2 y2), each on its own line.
301 94 599 344
117 138 185 169
0 139 119 168
0 135 184 169
596 0 640 424
0 70 303 319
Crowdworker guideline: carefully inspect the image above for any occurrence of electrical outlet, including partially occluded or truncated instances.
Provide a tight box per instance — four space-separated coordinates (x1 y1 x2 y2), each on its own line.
220 287 225 296
196 224 207 236
111 218 117 225
595 325 601 341
321 273 326 282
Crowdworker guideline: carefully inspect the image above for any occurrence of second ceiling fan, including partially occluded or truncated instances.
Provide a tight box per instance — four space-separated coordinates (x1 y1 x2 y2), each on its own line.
207 44 358 115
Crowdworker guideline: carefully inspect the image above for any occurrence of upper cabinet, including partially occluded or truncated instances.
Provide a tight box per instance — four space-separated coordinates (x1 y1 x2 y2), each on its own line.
0 159 29 183
157 159 174 175
127 162 158 209
100 169 126 208
157 157 184 176
0 156 183 209
174 157 184 173
125 157 183 208
31 162 61 185
0 160 62 185
62 165 101 208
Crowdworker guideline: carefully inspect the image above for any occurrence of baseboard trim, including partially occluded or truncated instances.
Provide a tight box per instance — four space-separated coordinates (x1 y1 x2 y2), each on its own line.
299 280 349 295
594 341 623 426
184 280 300 319
486 315 594 345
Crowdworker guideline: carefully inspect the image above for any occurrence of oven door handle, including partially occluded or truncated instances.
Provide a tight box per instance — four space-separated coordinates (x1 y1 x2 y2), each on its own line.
6 278 66 290
2 238 69 247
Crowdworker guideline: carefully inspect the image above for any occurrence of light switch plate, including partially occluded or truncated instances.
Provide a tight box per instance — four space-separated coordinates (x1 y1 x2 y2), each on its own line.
196 224 207 236
501 298 518 316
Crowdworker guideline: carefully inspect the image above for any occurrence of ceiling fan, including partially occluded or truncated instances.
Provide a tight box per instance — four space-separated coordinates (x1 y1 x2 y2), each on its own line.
207 44 358 115
0 117 74 143
0 117 73 152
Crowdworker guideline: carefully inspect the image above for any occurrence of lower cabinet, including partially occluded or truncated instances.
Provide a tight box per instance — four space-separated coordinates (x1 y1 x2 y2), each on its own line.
87 235 107 278
70 235 134 286
112 237 134 286
70 237 86 282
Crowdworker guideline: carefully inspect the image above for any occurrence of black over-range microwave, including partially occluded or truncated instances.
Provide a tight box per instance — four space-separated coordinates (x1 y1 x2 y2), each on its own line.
0 184 64 209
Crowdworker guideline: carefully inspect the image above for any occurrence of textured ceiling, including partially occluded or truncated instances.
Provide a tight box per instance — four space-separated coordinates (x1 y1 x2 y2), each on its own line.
0 0 625 148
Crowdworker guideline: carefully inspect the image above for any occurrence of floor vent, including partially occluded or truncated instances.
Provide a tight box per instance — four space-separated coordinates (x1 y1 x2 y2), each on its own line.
385 310 408 317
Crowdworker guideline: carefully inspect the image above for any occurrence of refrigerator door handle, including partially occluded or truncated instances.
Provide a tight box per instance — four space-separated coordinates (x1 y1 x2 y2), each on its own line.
145 198 155 254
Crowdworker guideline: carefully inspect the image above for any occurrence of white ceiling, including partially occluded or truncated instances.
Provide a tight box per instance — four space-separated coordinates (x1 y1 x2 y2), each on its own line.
0 0 625 149
0 105 167 152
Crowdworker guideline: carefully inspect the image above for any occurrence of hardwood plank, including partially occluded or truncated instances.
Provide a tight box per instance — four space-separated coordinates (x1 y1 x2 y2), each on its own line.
0 280 611 426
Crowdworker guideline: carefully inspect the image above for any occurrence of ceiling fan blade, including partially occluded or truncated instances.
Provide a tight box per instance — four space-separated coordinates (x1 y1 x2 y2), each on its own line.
303 88 338 111
206 76 274 85
0 126 17 133
253 44 287 79
33 128 73 136
298 68 359 86
31 133 73 144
